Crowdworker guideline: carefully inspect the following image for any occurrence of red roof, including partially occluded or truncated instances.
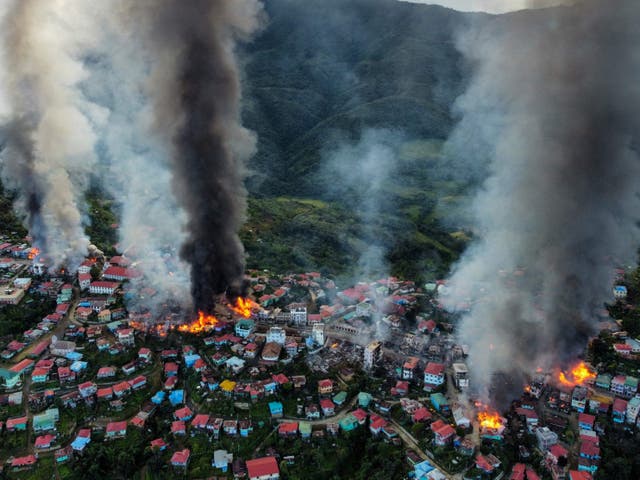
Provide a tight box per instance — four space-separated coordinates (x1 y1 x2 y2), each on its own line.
613 397 628 412
568 471 592 480
97 387 113 398
11 455 37 467
174 406 193 419
171 420 186 434
106 421 127 433
150 438 166 449
413 407 433 422
424 362 445 376
191 414 210 428
370 414 387 430
278 422 299 434
35 434 56 448
578 413 595 426
171 448 190 465
90 281 120 289
580 441 600 458
246 456 279 478
510 463 525 480
320 398 335 410
78 273 91 281
318 379 333 388
9 358 34 373
549 444 568 459
525 469 541 480
272 373 289 384
113 381 131 393
352 408 368 422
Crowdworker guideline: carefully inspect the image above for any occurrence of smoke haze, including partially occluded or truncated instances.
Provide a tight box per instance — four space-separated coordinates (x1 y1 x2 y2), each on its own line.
0 0 103 269
442 0 640 399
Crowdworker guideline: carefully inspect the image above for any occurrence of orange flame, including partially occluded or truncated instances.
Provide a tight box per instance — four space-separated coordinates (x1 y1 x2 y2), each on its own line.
477 405 505 431
556 361 595 387
524 385 532 394
230 297 257 318
28 247 40 260
331 342 339 349
178 311 218 334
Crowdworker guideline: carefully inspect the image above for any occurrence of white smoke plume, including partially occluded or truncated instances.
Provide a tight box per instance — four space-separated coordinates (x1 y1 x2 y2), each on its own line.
442 0 640 401
0 0 104 270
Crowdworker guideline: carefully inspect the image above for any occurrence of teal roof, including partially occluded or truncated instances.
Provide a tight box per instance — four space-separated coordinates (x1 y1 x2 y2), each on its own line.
339 414 358 431
333 391 347 404
625 376 638 388
431 393 449 405
299 422 312 435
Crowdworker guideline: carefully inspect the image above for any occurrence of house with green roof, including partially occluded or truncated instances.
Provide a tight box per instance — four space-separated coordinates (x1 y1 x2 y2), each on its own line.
430 393 450 413
0 368 21 389
299 421 312 438
595 373 611 390
339 414 359 432
333 391 347 406
33 408 59 432
358 392 373 408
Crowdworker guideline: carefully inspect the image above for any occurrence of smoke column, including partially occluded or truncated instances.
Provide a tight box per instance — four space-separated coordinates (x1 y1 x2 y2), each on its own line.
117 0 263 312
0 0 102 269
77 4 192 313
442 0 640 399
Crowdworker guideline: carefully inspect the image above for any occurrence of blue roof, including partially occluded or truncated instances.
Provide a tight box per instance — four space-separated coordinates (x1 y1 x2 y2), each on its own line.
169 390 185 406
66 352 83 361
151 391 166 404
268 401 283 414
71 436 91 451
70 361 87 372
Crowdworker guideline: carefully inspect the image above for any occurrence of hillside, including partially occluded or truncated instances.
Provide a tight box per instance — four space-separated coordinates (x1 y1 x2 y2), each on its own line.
241 0 474 280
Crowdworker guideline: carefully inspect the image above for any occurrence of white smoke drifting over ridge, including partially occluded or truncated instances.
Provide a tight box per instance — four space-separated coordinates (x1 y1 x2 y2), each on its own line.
442 0 640 400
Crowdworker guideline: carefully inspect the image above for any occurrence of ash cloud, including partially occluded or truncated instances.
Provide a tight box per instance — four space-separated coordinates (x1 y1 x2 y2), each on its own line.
115 0 264 312
442 0 640 399
0 0 103 269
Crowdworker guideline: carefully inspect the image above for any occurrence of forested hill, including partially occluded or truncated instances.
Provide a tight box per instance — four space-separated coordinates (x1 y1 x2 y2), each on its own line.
240 0 476 280
243 0 471 197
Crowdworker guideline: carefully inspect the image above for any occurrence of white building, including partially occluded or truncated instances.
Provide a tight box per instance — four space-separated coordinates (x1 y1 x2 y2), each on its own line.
290 306 307 325
535 427 558 451
266 327 286 345
626 396 640 424
453 363 470 389
89 281 120 295
364 341 382 371
311 323 325 346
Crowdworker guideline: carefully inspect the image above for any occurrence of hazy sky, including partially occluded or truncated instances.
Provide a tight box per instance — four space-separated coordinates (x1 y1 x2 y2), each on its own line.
400 0 573 14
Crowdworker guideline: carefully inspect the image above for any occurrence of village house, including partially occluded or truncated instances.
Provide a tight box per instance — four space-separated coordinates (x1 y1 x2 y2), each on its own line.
318 378 334 395
106 421 127 439
89 281 120 295
246 456 280 480
171 449 191 468
424 362 446 391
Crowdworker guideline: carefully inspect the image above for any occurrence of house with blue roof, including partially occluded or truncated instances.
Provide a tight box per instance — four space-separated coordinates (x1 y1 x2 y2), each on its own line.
269 401 283 418
151 391 166 405
169 390 185 406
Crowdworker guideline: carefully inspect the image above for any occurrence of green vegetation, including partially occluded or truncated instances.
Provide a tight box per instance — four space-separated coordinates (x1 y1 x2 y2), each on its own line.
0 182 27 241
85 189 118 256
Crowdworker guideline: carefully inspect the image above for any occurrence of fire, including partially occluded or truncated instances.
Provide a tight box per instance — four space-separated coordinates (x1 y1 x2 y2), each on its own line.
524 385 532 394
556 361 595 387
478 408 504 430
28 247 40 260
230 297 257 318
178 311 218 334
331 342 339 349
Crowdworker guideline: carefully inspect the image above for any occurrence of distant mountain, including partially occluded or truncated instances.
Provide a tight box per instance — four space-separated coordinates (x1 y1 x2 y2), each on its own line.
240 0 475 281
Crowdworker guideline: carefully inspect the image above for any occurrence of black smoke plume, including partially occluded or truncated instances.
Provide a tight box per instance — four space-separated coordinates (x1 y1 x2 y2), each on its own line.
122 0 263 312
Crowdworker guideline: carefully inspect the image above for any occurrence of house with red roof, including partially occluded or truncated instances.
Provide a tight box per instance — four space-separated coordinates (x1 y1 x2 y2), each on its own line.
613 397 627 423
174 406 194 421
246 456 280 480
318 379 334 395
424 362 445 391
78 273 91 290
412 407 433 424
105 421 127 439
164 376 178 390
369 414 388 435
171 448 190 468
164 362 179 377
150 438 167 451
97 387 114 400
171 420 186 435
191 414 210 430
320 398 335 416
113 381 132 397
510 463 526 480
34 434 56 449
476 453 501 474
431 419 456 446
351 408 368 424
78 381 97 398
31 367 49 383
97 366 116 379
391 380 409 396
11 455 37 470
6 416 28 431
128 375 147 390
278 422 299 437
568 471 592 480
